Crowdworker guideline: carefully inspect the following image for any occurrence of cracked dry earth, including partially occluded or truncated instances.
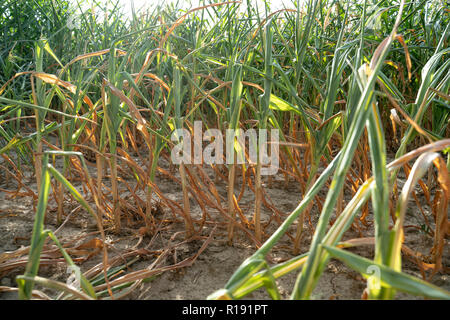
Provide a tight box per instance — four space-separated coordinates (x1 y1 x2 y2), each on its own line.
0 154 448 300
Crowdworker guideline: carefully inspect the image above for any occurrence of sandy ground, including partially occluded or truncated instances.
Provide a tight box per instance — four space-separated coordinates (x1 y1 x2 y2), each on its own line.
0 154 448 300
